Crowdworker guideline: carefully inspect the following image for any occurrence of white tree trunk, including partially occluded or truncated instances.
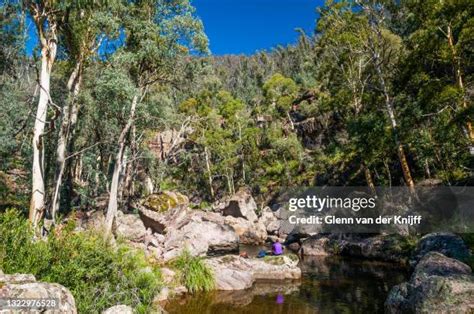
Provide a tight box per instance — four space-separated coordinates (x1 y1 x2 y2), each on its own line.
51 62 82 220
30 39 57 227
204 146 214 199
105 94 138 236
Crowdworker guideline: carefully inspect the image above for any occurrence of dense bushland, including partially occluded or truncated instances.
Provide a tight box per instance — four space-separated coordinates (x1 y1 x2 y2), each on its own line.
0 0 472 240
0 210 162 313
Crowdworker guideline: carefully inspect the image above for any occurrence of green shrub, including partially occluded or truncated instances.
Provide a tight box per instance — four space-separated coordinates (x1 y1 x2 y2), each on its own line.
172 250 214 293
0 209 162 314
0 209 51 275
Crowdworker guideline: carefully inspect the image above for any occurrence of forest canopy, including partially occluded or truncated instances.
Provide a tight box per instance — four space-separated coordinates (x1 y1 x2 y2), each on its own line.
0 0 473 227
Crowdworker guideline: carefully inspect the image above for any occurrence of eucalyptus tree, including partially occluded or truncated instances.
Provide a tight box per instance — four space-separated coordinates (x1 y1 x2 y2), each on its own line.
22 0 120 227
24 0 61 227
104 0 208 235
315 2 378 190
51 1 121 220
401 0 474 146
352 0 416 192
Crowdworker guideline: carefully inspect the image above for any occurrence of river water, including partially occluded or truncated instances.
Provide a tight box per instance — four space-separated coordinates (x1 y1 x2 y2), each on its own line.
165 253 409 314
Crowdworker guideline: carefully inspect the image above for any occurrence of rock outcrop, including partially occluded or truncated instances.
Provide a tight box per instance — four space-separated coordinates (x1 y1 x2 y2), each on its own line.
148 129 187 161
258 207 280 235
139 191 189 233
385 252 474 313
300 236 330 256
410 232 471 266
411 251 472 280
300 234 416 264
217 188 258 222
224 216 267 244
114 211 147 241
206 255 301 291
162 213 239 261
0 273 77 313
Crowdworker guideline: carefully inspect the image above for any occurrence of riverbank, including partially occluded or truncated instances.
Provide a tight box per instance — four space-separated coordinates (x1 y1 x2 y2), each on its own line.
164 255 409 313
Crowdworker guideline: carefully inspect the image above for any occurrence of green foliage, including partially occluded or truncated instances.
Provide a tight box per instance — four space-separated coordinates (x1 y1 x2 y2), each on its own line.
172 250 214 293
0 209 162 313
0 0 472 231
262 73 298 115
0 210 51 275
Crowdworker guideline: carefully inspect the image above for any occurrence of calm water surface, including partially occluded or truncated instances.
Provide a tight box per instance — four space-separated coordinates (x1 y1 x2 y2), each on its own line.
165 254 409 314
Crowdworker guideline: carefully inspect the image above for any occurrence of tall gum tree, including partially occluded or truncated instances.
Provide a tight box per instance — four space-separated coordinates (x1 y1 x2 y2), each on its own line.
104 0 208 236
51 2 121 221
26 0 59 227
358 0 416 192
316 3 377 191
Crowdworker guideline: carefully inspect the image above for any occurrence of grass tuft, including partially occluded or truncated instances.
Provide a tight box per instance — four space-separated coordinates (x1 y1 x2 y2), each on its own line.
172 250 214 293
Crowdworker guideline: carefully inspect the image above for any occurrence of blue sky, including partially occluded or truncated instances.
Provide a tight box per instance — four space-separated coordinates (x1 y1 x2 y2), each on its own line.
193 0 323 55
26 0 324 56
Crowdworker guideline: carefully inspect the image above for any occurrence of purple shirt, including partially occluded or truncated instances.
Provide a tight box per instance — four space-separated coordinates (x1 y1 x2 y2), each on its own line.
272 242 283 255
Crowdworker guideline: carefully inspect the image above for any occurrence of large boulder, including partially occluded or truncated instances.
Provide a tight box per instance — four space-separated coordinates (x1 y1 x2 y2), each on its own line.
300 236 330 256
218 188 258 222
138 191 189 233
114 212 147 241
209 267 254 291
0 273 76 313
385 252 474 313
142 191 189 213
258 207 280 235
412 251 472 280
341 234 416 264
206 254 301 291
162 215 239 261
224 216 267 244
411 232 471 266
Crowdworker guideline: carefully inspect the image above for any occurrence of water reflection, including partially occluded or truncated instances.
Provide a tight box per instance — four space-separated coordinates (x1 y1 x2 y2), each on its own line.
165 256 408 314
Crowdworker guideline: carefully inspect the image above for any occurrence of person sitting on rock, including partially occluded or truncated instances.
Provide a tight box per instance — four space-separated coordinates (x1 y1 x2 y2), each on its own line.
272 239 284 256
